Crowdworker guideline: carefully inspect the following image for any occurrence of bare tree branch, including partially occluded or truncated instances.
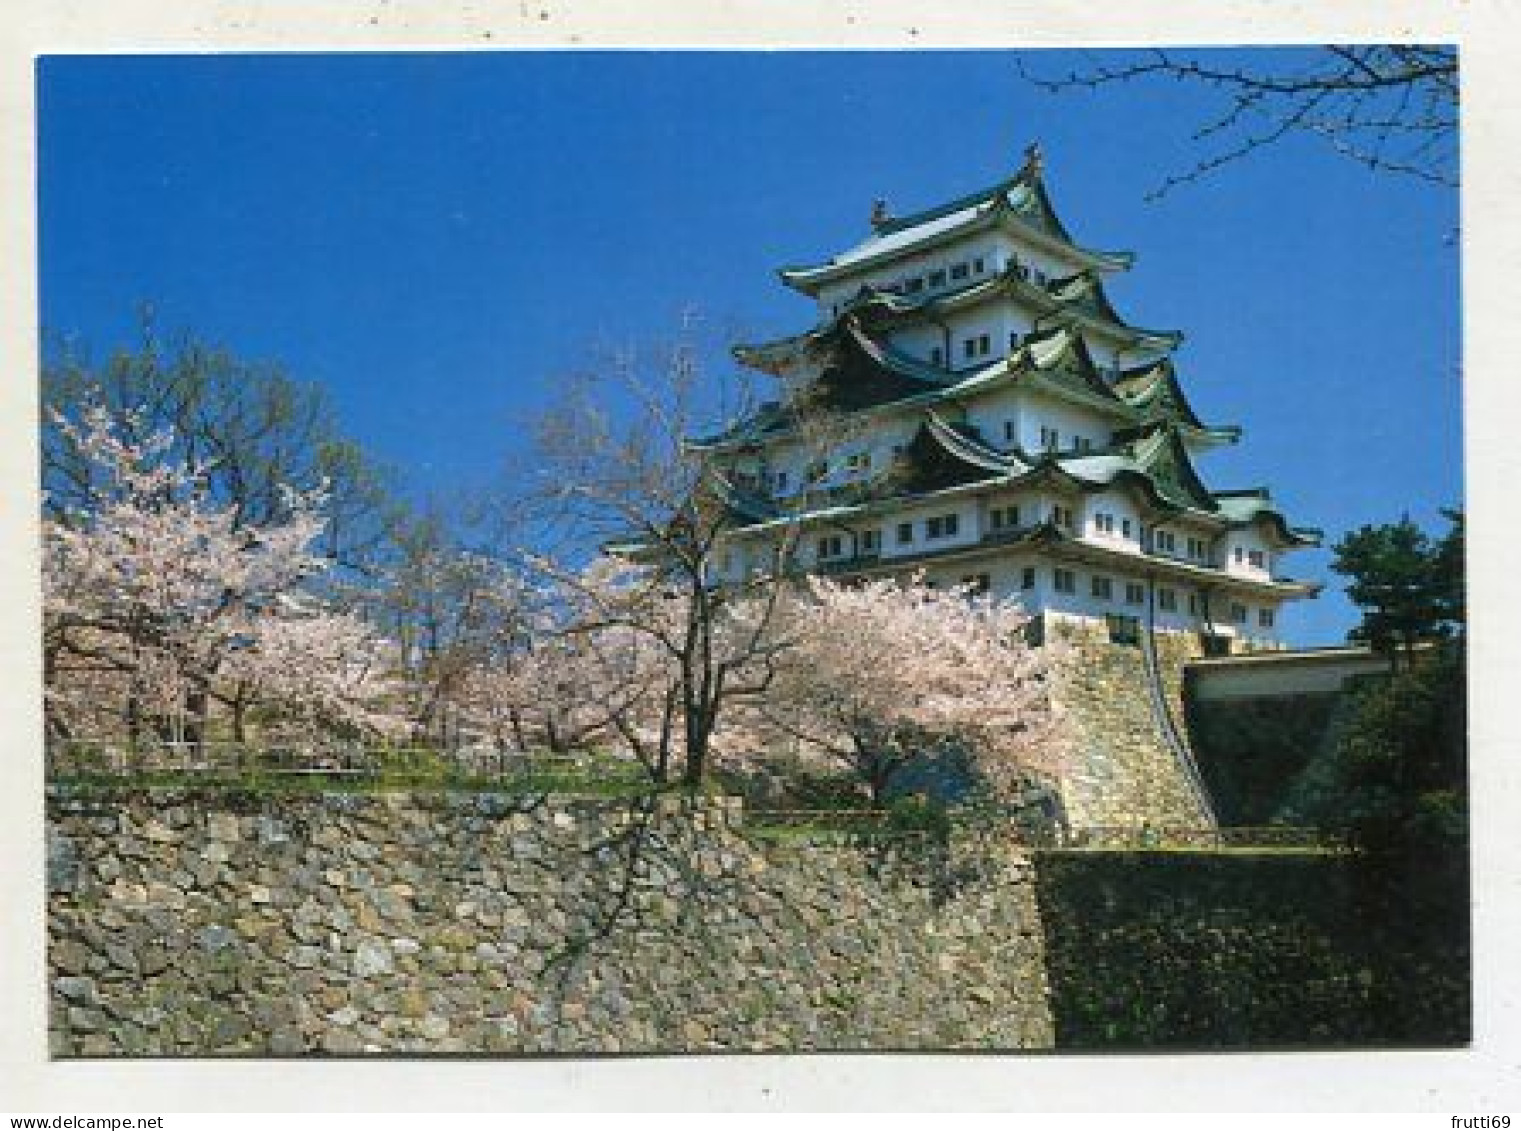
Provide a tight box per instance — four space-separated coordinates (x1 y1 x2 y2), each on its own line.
1019 46 1457 196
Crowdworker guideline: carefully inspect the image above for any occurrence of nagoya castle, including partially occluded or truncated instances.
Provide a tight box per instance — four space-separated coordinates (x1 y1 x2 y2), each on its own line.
698 144 1323 830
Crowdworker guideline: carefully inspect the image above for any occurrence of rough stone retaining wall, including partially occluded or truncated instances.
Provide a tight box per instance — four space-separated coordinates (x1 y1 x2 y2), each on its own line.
46 788 1054 1056
1184 690 1347 825
1034 849 1470 1048
1050 623 1211 830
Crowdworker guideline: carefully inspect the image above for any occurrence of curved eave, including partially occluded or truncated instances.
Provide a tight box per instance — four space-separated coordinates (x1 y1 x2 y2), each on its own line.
799 520 1323 603
1036 458 1197 520
1248 514 1323 549
1191 424 1243 446
720 473 1009 539
1044 308 1182 354
923 411 1029 475
899 268 1181 352
732 329 827 375
1010 327 1134 413
1114 419 1243 450
710 473 779 525
1020 369 1136 420
841 318 957 388
1033 532 1325 598
1115 361 1228 432
1213 490 1323 548
777 199 1135 296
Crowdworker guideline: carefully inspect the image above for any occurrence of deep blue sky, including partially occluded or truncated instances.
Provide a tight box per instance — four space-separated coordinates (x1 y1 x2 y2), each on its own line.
37 50 1462 646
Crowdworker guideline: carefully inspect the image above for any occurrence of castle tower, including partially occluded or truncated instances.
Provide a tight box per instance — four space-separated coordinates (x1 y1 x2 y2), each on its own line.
696 146 1322 655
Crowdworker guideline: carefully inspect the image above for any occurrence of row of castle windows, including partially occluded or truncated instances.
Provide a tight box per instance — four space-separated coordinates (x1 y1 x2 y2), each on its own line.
729 545 1278 631
816 510 962 561
1048 568 1275 626
928 329 1049 371
757 418 1105 494
828 250 1061 317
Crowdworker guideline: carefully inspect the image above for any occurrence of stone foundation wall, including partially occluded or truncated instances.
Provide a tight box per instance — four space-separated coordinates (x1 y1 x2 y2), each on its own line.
1049 622 1211 830
1035 850 1470 1048
46 788 1053 1056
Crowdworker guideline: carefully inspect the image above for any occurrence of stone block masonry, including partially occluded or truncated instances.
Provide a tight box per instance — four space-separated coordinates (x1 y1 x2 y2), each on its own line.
46 788 1054 1055
1035 850 1469 1048
1049 622 1211 830
46 788 1466 1055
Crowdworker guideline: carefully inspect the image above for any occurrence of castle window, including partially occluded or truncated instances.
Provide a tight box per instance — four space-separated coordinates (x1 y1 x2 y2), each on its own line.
926 513 960 540
774 471 789 494
973 256 986 274
928 269 947 288
1003 420 1016 442
930 346 944 366
990 504 1021 530
978 333 991 355
1155 529 1177 553
961 573 991 596
1248 549 1266 569
896 522 914 546
861 529 881 554
1040 426 1059 450
1230 602 1249 624
904 276 924 294
1053 568 1076 594
1094 513 1115 535
1091 576 1113 600
1021 567 1036 590
1125 582 1145 606
1107 614 1141 647
1075 437 1095 453
1258 607 1276 628
845 450 872 475
1158 587 1177 611
950 262 969 281
1121 518 1133 539
817 535 844 560
1234 546 1245 564
1009 331 1021 351
1051 504 1074 530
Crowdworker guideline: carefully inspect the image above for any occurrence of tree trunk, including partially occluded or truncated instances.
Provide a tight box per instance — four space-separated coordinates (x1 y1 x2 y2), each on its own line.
184 681 209 757
231 694 248 745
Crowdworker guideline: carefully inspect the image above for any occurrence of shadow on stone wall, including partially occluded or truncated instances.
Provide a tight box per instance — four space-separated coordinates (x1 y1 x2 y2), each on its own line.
1184 691 1347 825
1032 849 1470 1049
46 788 1053 1056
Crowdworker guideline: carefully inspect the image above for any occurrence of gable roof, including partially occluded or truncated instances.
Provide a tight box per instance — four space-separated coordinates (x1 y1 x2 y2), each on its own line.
776 162 1134 295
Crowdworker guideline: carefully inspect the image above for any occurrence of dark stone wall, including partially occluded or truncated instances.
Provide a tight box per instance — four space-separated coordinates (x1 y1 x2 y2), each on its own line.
1184 691 1347 824
1033 850 1470 1049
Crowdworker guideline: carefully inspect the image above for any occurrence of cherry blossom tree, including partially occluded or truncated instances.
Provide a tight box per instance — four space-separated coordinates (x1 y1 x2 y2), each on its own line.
43 323 397 572
526 331 850 787
727 574 1064 805
43 403 398 752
